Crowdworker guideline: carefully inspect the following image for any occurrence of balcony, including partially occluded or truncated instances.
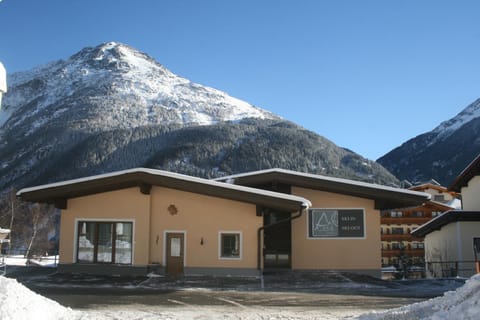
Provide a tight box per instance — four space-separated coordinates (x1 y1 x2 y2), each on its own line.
381 217 431 225
381 234 424 241
382 249 425 258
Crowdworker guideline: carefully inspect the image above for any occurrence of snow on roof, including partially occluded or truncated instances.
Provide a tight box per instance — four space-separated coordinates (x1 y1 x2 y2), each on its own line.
216 168 431 201
17 168 311 210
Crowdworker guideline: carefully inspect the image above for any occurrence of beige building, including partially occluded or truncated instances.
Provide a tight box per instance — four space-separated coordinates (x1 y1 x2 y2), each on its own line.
18 168 429 278
412 155 480 278
216 169 429 277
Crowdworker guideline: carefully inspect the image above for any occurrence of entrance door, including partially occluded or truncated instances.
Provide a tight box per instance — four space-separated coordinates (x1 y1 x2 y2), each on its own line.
166 232 184 276
263 211 292 269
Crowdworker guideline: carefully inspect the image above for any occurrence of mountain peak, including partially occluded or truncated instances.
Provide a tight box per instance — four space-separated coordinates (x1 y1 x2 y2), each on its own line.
2 42 278 134
433 98 480 136
378 97 480 185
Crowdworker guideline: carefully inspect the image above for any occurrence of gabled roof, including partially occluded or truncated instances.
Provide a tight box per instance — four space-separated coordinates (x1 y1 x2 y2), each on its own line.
449 154 480 192
17 168 311 212
383 200 454 213
214 168 430 210
411 210 480 237
409 183 457 195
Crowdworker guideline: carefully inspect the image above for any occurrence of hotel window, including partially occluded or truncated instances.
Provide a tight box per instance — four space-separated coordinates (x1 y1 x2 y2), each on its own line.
391 242 402 249
392 227 404 234
219 232 241 259
77 221 133 264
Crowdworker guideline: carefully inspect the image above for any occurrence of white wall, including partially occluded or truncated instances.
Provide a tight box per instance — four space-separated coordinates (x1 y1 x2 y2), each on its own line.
461 176 480 210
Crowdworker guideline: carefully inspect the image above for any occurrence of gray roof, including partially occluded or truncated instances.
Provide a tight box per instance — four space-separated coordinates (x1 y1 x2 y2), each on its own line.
17 168 311 212
411 210 480 237
215 168 430 210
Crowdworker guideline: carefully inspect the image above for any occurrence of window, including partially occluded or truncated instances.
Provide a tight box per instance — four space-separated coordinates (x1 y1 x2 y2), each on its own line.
411 211 424 217
391 242 402 250
390 211 402 218
412 242 424 249
219 232 241 259
77 221 133 264
392 227 404 234
434 194 445 202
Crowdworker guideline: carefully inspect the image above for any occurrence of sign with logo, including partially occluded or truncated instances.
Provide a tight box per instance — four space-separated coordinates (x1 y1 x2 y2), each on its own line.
308 209 364 238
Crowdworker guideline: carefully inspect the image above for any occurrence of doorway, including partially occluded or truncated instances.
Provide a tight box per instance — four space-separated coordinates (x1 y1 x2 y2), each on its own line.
165 232 185 276
263 211 292 269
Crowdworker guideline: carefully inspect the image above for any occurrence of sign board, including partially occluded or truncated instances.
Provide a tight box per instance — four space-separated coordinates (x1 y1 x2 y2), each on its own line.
308 209 364 238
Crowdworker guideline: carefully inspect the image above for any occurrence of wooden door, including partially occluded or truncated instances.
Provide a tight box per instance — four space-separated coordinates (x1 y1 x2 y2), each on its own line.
166 232 184 276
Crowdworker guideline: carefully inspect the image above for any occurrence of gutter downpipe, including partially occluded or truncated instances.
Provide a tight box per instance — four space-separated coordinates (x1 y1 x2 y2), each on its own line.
257 204 308 289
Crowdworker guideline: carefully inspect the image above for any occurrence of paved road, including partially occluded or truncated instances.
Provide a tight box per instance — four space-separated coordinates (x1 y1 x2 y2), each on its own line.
43 289 424 311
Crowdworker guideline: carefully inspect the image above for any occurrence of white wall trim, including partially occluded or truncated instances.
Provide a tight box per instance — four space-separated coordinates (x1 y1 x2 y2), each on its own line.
218 231 243 260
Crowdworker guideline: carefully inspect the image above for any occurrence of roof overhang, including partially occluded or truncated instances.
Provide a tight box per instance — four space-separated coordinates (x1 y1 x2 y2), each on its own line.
411 210 480 237
449 154 480 192
17 168 311 212
215 169 430 210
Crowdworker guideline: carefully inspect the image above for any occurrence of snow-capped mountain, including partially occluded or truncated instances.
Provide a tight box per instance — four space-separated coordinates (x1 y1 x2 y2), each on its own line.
0 42 399 191
431 98 480 142
2 42 277 133
378 98 480 186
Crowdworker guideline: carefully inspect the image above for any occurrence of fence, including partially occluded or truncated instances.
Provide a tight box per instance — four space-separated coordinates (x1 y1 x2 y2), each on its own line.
1 251 59 267
426 260 478 278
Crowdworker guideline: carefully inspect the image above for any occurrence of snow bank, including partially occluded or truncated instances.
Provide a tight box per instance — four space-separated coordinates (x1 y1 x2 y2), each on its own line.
1 273 479 320
0 276 79 320
355 274 480 320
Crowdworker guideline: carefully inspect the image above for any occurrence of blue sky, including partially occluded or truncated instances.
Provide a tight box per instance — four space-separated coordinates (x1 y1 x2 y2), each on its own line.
1 1 479 160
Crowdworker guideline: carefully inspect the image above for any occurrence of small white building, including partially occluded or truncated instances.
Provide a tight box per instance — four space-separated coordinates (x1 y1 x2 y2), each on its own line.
412 154 480 278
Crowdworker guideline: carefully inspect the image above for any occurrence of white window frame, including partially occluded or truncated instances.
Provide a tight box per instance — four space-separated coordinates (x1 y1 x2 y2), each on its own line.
218 231 242 260
73 218 135 265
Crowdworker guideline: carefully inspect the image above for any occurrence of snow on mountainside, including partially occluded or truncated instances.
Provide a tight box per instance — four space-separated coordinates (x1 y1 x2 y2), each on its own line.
430 98 480 144
2 41 277 132
378 98 480 186
0 42 399 193
0 42 279 190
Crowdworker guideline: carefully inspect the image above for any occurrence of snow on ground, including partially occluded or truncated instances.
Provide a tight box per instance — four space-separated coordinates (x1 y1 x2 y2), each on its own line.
0 276 79 320
2 255 58 267
0 274 479 320
352 274 480 320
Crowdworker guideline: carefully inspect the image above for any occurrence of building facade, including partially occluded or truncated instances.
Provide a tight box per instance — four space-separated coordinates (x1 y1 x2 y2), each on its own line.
413 155 480 278
380 201 453 278
18 168 429 278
